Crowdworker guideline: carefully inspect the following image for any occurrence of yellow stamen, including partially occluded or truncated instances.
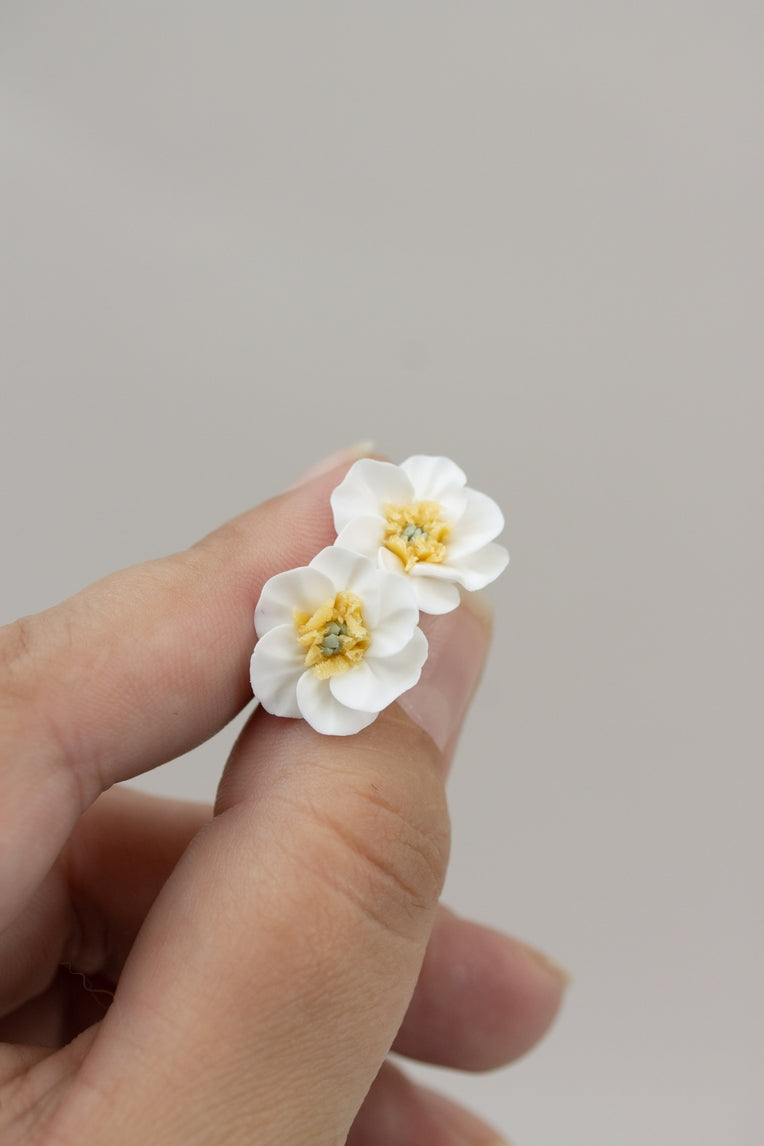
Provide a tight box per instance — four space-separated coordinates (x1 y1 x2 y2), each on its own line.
383 501 451 573
294 591 370 679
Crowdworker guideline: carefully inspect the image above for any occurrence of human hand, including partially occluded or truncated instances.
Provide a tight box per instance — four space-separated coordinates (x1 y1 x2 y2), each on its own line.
0 453 566 1145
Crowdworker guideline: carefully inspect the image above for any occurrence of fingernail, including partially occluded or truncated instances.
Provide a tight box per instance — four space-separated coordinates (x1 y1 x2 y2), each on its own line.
398 591 493 754
418 1087 513 1145
522 941 572 987
287 442 375 490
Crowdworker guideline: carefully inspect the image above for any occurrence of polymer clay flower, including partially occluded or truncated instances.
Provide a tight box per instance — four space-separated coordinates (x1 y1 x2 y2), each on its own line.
250 546 428 736
330 455 509 614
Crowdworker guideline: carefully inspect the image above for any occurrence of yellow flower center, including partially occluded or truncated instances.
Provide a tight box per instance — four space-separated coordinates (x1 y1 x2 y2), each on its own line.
294 591 370 679
383 501 452 573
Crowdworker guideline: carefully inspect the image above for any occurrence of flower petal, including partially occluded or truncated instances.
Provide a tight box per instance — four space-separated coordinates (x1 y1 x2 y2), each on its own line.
435 486 468 526
449 542 509 590
415 542 510 592
366 569 420 656
296 670 378 735
408 575 462 615
255 566 335 638
378 547 405 575
333 516 386 564
331 459 414 532
446 489 505 559
400 455 467 502
309 544 387 623
309 544 376 591
378 545 462 613
330 627 428 712
249 626 305 717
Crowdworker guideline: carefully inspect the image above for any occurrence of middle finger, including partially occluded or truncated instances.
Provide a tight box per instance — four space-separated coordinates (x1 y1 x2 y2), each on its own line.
0 793 566 1068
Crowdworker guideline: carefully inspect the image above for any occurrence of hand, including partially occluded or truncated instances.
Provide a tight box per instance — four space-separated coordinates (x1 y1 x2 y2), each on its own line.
0 456 566 1145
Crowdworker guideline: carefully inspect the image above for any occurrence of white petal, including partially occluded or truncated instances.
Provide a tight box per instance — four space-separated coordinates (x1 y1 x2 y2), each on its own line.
330 628 429 712
296 670 378 735
449 542 509 590
408 575 461 615
308 545 385 623
249 626 304 717
378 547 405 575
366 569 420 656
400 455 467 502
333 516 385 562
446 489 505 559
379 546 461 615
309 544 375 590
436 486 467 525
331 459 414 532
418 543 510 591
255 566 334 638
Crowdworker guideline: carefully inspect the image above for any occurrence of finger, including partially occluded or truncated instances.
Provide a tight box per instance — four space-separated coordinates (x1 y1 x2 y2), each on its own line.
0 452 359 931
2 789 566 1072
40 601 491 1144
347 1060 511 1146
394 906 568 1069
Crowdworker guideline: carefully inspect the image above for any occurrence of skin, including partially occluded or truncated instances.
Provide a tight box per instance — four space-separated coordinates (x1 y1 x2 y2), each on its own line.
0 458 567 1145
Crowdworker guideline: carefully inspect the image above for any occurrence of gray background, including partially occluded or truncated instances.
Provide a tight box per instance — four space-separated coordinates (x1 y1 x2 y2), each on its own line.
2 3 761 1143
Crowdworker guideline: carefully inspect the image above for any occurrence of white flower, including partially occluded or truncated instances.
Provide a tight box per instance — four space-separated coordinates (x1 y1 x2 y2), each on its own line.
330 455 509 614
250 546 428 736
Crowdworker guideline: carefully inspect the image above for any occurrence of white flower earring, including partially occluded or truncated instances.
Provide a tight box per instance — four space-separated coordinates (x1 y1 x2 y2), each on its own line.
250 454 508 735
330 455 509 614
250 546 427 736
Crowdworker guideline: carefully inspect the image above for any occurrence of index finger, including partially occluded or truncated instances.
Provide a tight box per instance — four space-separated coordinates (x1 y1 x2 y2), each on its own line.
0 456 354 930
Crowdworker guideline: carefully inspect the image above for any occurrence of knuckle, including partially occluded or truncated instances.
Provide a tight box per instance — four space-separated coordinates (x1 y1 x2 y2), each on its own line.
0 615 57 751
297 734 450 943
0 614 44 690
0 610 80 704
0 611 95 813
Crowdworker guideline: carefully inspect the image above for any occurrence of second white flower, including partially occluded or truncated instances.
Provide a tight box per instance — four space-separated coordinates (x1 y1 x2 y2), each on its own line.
330 455 509 614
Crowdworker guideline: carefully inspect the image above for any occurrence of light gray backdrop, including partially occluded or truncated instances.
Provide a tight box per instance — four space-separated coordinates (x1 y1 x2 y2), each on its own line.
2 4 761 1143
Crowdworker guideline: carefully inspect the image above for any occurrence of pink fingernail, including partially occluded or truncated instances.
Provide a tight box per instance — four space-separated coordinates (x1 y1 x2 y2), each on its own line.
521 941 573 987
287 442 375 490
398 592 493 754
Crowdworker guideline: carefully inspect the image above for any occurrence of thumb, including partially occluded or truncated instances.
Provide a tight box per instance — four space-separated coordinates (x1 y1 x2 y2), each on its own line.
54 599 491 1145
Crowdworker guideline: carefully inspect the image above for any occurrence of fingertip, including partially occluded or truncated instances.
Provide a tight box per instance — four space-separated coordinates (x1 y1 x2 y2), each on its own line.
394 908 568 1071
347 1060 512 1146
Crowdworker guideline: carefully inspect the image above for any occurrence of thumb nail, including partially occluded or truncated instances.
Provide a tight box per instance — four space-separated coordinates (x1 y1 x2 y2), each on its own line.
398 592 493 754
287 442 375 490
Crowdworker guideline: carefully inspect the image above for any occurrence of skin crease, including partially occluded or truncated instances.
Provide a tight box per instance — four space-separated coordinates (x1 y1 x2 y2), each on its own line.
0 457 567 1145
